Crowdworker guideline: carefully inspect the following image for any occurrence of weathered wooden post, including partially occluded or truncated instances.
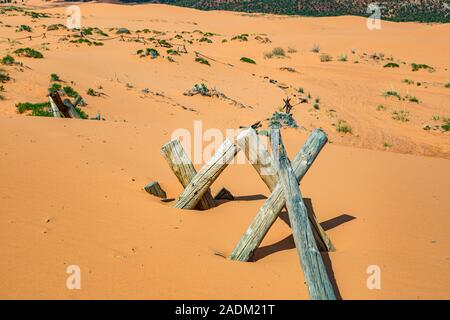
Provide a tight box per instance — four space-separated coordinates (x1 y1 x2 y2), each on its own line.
48 94 62 118
161 139 215 210
63 99 82 119
238 128 277 191
174 128 252 210
229 129 333 261
271 128 336 300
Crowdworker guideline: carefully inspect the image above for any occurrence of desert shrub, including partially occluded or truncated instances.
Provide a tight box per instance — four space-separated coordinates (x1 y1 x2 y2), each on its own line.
70 38 103 46
311 44 320 53
195 57 210 66
47 24 65 31
405 95 420 103
75 107 89 119
269 112 298 129
13 48 43 58
16 24 32 32
0 70 10 83
16 101 51 115
383 90 401 100
158 39 172 48
287 47 297 53
320 53 332 62
392 110 409 122
445 83 450 88
63 86 79 98
48 83 62 93
384 62 399 68
402 79 414 85
411 63 435 72
338 54 347 62
1 55 14 65
166 49 180 55
280 67 296 73
50 73 60 82
336 120 352 133
298 87 304 93
442 117 450 132
116 28 131 35
376 104 386 111
264 47 286 59
231 34 248 41
240 57 256 64
199 37 212 43
146 48 160 59
87 88 98 96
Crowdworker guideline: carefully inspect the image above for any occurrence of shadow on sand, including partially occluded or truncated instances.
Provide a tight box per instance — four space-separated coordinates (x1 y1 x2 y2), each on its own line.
251 198 356 300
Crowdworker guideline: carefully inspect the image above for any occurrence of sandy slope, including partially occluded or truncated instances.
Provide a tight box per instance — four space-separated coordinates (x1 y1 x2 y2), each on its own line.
0 3 449 299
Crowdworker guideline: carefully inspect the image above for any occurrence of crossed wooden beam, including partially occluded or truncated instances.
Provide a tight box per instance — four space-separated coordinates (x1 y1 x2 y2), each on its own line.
161 127 336 300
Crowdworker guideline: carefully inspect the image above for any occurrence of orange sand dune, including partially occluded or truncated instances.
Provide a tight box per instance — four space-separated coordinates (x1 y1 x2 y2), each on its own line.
0 3 449 299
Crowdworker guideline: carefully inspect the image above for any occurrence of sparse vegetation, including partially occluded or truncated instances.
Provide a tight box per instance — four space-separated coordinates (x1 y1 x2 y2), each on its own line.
405 95 420 103
50 73 61 82
1 55 14 65
48 83 62 93
383 90 401 100
320 53 332 62
264 47 286 59
338 54 347 62
0 70 10 83
240 57 256 64
231 34 248 42
376 104 386 111
16 24 32 32
13 48 43 59
116 28 131 35
392 110 410 122
269 112 298 129
411 63 435 72
402 79 414 85
335 119 352 133
445 83 450 88
384 62 399 68
63 86 79 98
138 48 160 59
311 44 320 53
195 57 210 66
16 101 52 116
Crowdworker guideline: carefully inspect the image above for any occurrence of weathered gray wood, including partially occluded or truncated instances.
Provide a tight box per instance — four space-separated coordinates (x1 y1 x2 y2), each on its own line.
63 99 82 119
48 95 62 118
229 128 331 261
161 139 215 210
271 128 336 300
214 187 234 201
144 181 167 198
238 128 277 191
174 128 252 210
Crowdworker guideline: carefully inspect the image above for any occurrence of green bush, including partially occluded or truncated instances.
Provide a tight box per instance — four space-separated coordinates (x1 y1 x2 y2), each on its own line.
1 55 15 65
17 24 32 32
16 101 51 114
402 79 414 85
0 70 10 83
338 54 347 62
63 86 79 98
13 48 43 59
384 62 399 68
240 57 256 64
195 57 210 66
48 83 62 93
383 90 401 100
411 63 435 72
336 120 352 133
50 73 60 82
392 110 409 122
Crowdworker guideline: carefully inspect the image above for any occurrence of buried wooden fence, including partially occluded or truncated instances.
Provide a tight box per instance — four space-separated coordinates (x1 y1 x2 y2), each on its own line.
48 92 84 119
156 126 337 300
